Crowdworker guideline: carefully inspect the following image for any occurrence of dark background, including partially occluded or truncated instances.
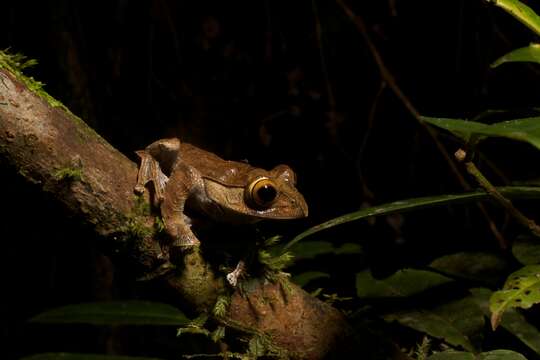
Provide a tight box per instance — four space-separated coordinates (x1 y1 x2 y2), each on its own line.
2 0 540 358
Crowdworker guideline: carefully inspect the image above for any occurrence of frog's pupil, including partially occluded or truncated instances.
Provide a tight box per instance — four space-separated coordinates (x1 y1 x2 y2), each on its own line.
257 184 277 203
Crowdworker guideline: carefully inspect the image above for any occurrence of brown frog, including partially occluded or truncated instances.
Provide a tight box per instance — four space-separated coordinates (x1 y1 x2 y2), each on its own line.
134 138 308 248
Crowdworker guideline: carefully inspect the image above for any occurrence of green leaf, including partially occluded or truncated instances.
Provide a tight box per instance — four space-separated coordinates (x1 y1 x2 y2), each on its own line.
490 265 540 329
334 243 363 255
288 241 335 260
385 306 478 351
429 252 508 285
386 297 484 352
512 235 540 265
489 0 540 37
288 241 363 260
423 116 540 150
471 287 540 355
291 271 330 287
20 354 164 360
491 43 540 68
422 117 489 143
495 310 540 355
428 350 527 360
428 351 475 360
356 269 453 298
477 350 528 360
284 186 540 250
29 301 190 326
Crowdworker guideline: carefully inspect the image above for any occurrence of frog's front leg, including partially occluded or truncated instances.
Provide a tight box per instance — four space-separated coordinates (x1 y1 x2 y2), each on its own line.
161 163 201 247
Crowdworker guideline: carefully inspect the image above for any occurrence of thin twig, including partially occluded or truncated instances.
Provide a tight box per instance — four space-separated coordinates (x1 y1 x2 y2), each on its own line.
336 0 508 249
456 149 540 238
312 0 336 110
335 0 464 184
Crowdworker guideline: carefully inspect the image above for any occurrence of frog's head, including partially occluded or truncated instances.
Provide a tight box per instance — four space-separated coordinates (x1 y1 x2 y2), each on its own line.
244 164 309 219
203 164 308 221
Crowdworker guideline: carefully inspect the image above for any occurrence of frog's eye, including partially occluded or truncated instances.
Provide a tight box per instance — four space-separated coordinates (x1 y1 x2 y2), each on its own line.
246 177 278 208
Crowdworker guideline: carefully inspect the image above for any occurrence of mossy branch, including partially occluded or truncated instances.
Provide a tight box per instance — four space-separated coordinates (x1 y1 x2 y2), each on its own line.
0 51 358 359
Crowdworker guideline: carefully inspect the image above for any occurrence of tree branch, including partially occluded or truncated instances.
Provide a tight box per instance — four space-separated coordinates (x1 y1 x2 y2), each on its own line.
0 62 357 359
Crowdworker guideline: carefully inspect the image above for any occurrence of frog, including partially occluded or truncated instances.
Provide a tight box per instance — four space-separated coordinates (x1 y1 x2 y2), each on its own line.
134 138 308 249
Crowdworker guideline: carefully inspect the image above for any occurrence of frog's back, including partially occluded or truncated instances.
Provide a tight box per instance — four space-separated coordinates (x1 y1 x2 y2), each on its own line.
180 143 254 186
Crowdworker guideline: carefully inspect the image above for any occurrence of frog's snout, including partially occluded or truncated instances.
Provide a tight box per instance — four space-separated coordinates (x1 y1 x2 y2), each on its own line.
295 195 309 218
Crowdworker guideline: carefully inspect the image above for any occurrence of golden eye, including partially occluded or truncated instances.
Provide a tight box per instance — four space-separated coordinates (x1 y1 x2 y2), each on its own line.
246 177 278 208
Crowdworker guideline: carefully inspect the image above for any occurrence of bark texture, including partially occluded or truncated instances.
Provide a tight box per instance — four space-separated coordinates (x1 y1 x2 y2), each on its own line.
0 66 358 359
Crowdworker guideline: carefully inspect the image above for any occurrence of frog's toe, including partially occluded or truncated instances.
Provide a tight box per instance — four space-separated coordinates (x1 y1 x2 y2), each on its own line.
226 260 246 287
134 184 146 194
172 235 200 247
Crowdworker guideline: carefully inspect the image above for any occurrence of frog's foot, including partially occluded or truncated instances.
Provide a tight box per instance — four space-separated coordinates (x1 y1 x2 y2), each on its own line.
226 260 246 287
134 184 145 195
164 214 200 248
171 233 201 247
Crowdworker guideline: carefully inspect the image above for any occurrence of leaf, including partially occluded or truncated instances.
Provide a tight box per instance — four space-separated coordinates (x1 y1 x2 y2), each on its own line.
356 269 453 298
288 241 335 260
429 252 508 285
334 243 363 255
498 309 540 355
481 117 540 149
386 311 473 351
385 297 485 352
423 116 540 150
428 351 475 360
512 235 540 265
284 186 540 250
490 265 540 329
291 271 330 287
491 43 540 68
20 354 164 360
477 350 528 360
423 117 489 143
382 292 481 353
287 241 363 261
471 287 540 355
29 301 190 326
489 0 540 37
428 350 527 360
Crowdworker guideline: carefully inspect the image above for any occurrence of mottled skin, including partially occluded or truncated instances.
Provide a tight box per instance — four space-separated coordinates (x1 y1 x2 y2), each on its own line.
135 138 308 248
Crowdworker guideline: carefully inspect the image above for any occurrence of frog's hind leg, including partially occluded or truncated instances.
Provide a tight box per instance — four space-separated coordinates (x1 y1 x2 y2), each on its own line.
134 151 169 203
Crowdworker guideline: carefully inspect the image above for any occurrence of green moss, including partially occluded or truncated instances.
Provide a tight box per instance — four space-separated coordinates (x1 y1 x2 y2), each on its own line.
154 215 165 233
259 250 294 271
247 333 290 359
0 50 67 110
0 50 109 146
212 295 231 318
53 167 83 182
133 194 151 216
211 326 226 343
119 196 154 244
124 218 153 239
